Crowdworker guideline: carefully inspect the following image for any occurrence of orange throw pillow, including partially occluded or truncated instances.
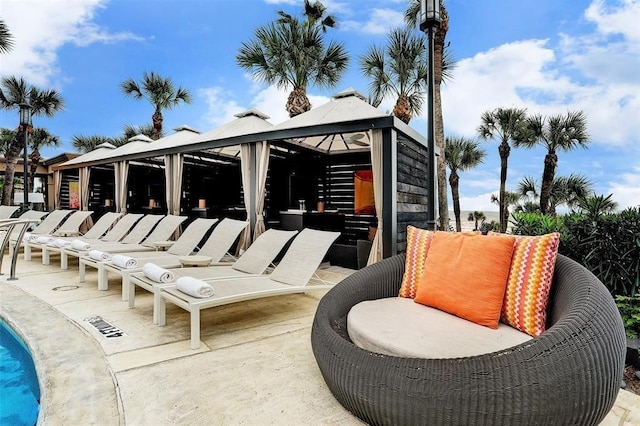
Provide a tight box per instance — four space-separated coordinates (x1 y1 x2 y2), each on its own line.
398 226 434 298
414 231 516 329
489 232 560 337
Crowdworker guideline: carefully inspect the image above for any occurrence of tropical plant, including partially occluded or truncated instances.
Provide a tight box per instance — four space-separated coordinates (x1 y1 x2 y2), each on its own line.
517 173 592 214
0 127 15 156
467 210 486 231
490 190 522 231
71 123 156 153
574 193 618 219
444 136 486 231
0 19 14 54
0 76 64 205
615 295 640 338
516 111 590 214
477 107 528 232
28 128 59 192
120 71 192 140
404 0 454 231
236 0 349 118
360 28 428 124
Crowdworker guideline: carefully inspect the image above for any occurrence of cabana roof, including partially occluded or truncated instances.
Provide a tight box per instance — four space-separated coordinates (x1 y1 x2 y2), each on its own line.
54 87 427 169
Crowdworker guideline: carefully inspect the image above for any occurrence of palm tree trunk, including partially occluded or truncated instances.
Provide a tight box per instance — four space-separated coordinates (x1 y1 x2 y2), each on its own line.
152 109 163 140
539 152 557 214
449 172 461 232
1 130 24 205
392 94 412 124
286 87 311 118
29 150 41 193
434 85 448 230
498 141 510 233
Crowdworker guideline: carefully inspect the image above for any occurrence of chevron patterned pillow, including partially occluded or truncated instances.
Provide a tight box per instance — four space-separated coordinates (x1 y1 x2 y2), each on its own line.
399 226 434 298
493 232 561 337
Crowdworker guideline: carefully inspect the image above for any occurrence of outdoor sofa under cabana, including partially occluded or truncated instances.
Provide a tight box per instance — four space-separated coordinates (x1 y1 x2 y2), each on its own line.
53 88 435 268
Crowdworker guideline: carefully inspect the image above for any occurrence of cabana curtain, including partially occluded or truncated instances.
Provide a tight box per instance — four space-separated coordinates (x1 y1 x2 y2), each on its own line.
237 144 252 253
164 153 183 216
253 141 270 240
367 129 383 265
78 167 93 230
54 170 62 209
114 161 129 213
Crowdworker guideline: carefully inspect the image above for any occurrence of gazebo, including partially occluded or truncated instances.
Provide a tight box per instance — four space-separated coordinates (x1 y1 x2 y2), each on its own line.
53 88 435 268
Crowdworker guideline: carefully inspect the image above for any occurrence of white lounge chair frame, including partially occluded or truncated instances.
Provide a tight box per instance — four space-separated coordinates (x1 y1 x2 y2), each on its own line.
0 205 20 219
24 210 94 260
128 227 297 323
157 228 340 349
9 209 73 255
78 214 187 283
58 213 144 269
94 218 219 296
40 212 124 265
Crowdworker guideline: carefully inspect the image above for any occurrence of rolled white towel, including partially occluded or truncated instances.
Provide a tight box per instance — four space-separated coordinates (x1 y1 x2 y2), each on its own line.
22 232 32 242
112 254 137 269
70 239 92 251
53 239 71 248
89 250 111 261
142 263 175 283
176 276 214 298
34 236 53 244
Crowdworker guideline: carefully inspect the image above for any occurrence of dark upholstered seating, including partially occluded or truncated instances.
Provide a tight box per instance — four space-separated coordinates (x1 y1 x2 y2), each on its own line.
311 254 626 425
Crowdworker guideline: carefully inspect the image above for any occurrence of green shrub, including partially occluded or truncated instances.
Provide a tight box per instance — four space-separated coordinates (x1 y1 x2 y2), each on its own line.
615 295 640 339
510 207 640 297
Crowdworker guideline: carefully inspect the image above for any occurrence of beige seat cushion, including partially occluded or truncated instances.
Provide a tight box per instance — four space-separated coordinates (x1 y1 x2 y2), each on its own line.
347 297 532 359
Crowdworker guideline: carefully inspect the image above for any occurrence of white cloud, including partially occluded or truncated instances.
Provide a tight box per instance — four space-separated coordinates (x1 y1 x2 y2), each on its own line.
607 169 640 209
342 8 405 34
1 0 143 87
585 0 640 41
457 191 499 213
198 87 245 128
248 85 332 125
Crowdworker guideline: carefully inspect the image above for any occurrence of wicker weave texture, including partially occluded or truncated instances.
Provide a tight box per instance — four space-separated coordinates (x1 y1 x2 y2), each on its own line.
311 254 626 425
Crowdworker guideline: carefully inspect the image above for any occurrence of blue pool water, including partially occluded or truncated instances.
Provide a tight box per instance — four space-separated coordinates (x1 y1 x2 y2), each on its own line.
0 320 40 426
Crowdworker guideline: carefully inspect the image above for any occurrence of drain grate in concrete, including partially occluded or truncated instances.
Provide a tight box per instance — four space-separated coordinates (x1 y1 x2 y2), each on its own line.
83 316 126 338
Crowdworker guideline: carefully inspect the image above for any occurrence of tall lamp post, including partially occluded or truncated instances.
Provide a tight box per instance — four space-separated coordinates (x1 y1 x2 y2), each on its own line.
420 0 441 230
19 103 32 211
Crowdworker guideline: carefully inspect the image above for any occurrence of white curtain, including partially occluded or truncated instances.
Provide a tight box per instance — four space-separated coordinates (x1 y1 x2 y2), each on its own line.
253 141 270 240
164 153 183 216
237 144 252 253
367 129 384 265
78 167 93 230
54 170 62 209
114 161 129 213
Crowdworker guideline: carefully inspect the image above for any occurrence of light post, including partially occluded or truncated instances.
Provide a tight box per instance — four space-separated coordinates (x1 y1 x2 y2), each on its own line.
19 103 32 211
420 0 441 230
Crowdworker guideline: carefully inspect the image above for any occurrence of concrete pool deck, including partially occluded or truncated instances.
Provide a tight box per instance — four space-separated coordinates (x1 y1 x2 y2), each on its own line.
1 255 639 425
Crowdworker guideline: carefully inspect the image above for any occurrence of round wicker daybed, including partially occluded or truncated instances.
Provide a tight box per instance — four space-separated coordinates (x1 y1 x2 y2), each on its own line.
311 254 626 425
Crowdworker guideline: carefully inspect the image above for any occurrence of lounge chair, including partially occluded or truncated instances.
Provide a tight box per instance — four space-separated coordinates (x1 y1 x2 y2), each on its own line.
39 212 124 266
9 209 73 255
92 217 220 295
0 205 20 219
24 210 94 260
78 214 187 282
128 227 297 323
157 228 340 349
58 213 144 269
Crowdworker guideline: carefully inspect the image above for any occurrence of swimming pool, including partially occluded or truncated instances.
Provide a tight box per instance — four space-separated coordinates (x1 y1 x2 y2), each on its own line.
0 319 40 425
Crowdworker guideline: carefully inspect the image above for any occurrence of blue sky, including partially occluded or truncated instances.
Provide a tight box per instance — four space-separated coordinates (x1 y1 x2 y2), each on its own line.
1 0 639 212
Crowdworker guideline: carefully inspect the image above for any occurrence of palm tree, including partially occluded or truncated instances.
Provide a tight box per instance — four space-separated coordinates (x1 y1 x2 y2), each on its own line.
404 0 453 230
28 128 59 192
517 173 592 215
0 128 14 156
236 0 349 117
72 123 156 153
120 71 192 140
0 76 64 205
490 190 522 231
516 111 590 214
0 19 14 54
477 107 528 232
575 193 618 219
467 210 486 231
444 136 486 231
359 28 428 124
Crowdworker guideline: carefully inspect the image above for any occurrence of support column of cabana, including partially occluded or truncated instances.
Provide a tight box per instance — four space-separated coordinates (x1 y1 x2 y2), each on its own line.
78 166 93 230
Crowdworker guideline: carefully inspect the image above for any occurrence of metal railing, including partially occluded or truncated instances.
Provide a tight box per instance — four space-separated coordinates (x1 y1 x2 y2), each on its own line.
0 218 42 280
